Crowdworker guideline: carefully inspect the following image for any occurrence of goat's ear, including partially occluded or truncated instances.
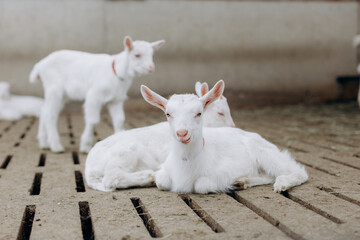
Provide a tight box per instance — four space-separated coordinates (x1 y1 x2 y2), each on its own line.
195 82 202 97
201 80 224 109
201 82 209 96
151 40 165 51
124 36 133 51
140 85 168 112
195 82 209 97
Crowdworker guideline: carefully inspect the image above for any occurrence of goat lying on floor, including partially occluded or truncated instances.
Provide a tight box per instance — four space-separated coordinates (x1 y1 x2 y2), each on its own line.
0 82 43 120
141 80 308 194
30 36 165 153
85 82 235 192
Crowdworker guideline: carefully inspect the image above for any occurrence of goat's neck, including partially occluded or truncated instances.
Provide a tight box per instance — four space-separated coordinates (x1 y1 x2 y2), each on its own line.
114 51 134 80
172 131 204 162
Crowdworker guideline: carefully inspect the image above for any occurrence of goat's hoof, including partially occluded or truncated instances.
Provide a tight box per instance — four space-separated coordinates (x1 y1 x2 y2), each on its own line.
51 147 65 153
273 176 291 193
232 181 245 190
233 177 250 190
79 145 91 154
80 142 92 153
99 185 115 192
148 180 156 187
155 170 171 191
156 184 170 191
38 139 50 149
39 144 50 150
50 143 65 153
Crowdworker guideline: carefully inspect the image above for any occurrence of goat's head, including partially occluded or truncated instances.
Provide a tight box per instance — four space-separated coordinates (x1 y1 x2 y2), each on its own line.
141 80 224 144
195 82 235 128
0 82 10 100
123 36 165 76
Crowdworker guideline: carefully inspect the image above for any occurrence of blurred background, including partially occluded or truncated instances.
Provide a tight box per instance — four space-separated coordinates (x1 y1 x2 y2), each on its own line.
0 0 358 108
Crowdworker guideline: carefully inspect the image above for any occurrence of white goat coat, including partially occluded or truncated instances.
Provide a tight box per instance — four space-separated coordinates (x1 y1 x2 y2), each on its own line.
141 80 308 194
31 50 132 103
160 127 306 193
85 122 170 191
30 37 164 153
0 82 43 120
0 95 43 120
85 86 235 192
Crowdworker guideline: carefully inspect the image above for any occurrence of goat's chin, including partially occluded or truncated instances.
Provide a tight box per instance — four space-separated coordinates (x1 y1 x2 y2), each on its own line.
179 136 192 144
135 69 151 76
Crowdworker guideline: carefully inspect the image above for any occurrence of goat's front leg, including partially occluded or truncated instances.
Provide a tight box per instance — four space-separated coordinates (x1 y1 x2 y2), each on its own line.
194 176 220 194
155 167 172 191
107 100 125 132
80 96 103 153
37 107 48 149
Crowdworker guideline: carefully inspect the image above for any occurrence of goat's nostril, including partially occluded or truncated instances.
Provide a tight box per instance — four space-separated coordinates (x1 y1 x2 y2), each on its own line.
148 65 154 72
176 130 188 138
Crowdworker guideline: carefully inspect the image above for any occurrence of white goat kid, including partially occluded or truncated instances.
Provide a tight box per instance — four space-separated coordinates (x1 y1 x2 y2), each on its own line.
141 80 308 194
30 36 165 153
195 82 235 127
85 82 236 192
0 82 43 120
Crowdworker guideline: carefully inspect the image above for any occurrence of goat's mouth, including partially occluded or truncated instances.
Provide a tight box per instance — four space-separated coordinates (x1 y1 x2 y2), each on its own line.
179 136 191 144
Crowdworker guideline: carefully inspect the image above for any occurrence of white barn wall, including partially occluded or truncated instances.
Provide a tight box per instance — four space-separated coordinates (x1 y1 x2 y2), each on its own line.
0 0 358 101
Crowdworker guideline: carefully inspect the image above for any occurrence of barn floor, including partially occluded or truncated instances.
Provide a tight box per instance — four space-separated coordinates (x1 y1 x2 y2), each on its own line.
0 101 359 240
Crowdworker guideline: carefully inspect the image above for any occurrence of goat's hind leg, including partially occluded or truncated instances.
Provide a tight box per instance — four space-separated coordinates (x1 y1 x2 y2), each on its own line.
102 169 156 191
257 149 308 192
233 176 275 190
273 172 308 193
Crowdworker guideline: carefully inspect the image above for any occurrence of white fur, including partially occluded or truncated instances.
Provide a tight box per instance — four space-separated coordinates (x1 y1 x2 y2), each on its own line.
353 35 360 107
353 35 360 49
0 82 43 120
142 80 308 194
85 82 236 192
30 36 165 153
195 82 235 127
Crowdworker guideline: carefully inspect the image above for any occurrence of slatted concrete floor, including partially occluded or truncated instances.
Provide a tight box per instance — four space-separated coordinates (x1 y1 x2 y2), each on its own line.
0 102 359 240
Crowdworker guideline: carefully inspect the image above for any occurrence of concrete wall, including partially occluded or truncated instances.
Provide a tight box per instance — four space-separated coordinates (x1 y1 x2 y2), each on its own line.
0 0 358 102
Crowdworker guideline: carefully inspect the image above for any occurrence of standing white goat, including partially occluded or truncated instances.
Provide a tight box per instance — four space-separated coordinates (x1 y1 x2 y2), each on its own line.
0 82 43 120
85 82 235 192
141 80 308 194
30 36 165 153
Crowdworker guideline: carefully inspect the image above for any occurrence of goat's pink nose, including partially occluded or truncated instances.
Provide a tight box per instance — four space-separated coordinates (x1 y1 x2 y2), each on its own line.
148 65 154 73
176 129 188 138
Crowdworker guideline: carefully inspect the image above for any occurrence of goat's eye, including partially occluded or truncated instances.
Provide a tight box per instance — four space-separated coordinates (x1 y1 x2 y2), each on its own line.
135 54 141 58
218 112 225 117
195 112 202 118
166 113 171 118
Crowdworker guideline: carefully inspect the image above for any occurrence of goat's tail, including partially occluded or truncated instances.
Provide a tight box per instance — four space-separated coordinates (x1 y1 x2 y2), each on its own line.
353 35 360 48
29 63 41 83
